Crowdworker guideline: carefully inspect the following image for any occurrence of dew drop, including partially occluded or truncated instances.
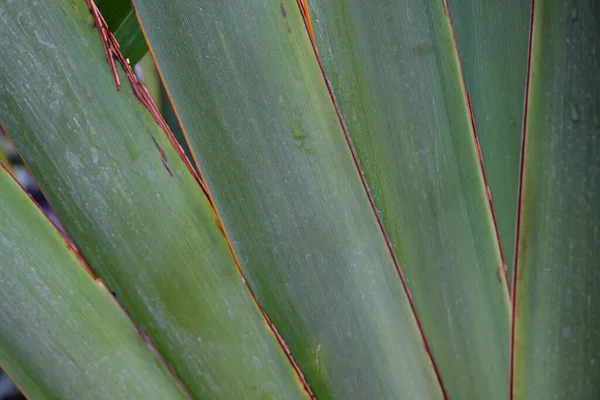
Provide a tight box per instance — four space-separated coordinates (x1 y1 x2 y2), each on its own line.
570 6 578 21
565 98 579 121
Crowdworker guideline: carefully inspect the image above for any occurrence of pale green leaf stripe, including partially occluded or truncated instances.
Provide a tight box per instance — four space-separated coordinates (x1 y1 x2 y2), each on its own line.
0 166 190 400
0 1 309 398
307 1 511 398
513 0 600 398
134 0 443 398
449 0 530 273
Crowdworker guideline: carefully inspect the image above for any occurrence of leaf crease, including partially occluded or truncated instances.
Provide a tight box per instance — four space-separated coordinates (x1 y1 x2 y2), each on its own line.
509 1 536 398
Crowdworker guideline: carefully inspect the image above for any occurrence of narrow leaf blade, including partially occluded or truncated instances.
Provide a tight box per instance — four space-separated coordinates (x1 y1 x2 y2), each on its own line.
307 1 511 397
449 0 530 273
512 1 600 398
0 166 189 400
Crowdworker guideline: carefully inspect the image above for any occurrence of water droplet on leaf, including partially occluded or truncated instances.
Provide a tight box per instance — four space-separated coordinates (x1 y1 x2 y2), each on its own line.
565 98 579 121
570 6 578 21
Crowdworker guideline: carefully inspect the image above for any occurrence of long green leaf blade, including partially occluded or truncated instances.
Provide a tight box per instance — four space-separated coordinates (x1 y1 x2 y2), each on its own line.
512 1 600 398
134 0 443 398
0 166 190 400
449 0 530 272
0 1 310 398
306 1 510 397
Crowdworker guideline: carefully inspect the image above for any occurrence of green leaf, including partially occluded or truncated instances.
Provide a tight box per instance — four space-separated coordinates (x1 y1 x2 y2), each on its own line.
0 166 190 400
449 0 530 274
512 1 600 398
0 1 310 398
306 1 510 397
134 0 443 398
96 0 148 65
